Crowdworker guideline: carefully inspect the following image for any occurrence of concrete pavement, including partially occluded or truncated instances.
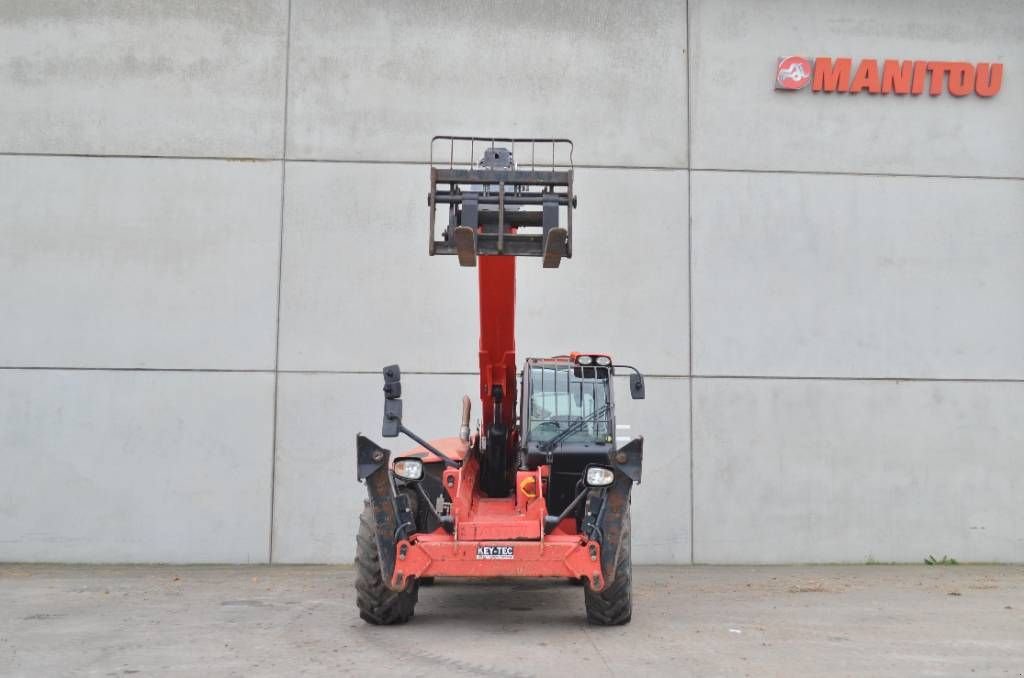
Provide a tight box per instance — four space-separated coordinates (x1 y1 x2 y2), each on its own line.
1 564 1022 677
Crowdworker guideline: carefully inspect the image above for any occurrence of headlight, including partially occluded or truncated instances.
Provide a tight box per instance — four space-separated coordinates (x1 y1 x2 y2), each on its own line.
595 355 611 366
393 458 423 481
585 465 614 487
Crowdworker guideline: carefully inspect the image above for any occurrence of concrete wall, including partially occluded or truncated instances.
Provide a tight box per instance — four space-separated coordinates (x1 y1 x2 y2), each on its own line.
1 0 1021 564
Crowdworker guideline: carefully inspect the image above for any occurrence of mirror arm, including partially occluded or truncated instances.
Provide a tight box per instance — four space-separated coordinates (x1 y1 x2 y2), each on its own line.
380 362 462 468
400 424 461 469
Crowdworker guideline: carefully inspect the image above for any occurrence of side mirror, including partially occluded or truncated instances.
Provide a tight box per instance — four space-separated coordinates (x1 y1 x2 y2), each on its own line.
382 399 402 437
382 364 402 437
629 373 645 400
383 364 401 399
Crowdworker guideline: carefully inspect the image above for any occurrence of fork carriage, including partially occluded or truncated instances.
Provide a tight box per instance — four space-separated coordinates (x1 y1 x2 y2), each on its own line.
428 136 575 267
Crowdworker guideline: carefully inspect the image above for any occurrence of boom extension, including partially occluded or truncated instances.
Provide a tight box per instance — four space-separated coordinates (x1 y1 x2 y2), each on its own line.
428 138 579 496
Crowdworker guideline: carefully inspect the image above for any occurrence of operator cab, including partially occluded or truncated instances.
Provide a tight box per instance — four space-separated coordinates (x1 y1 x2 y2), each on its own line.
520 354 643 514
522 355 614 464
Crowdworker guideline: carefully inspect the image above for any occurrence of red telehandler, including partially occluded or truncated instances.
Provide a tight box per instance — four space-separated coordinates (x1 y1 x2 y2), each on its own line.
355 137 646 625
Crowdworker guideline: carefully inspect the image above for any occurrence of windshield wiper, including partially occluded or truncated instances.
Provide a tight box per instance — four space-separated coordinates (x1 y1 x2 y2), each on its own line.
539 404 611 452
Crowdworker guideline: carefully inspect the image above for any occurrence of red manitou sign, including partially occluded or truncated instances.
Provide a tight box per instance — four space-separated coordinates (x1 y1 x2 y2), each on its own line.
776 57 1003 97
776 56 813 90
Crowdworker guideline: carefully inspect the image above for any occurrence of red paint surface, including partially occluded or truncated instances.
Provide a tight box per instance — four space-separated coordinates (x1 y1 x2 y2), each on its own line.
478 254 517 435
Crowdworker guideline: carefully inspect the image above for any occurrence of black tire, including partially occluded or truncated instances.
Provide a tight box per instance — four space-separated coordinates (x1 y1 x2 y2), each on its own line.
584 508 632 625
355 501 418 625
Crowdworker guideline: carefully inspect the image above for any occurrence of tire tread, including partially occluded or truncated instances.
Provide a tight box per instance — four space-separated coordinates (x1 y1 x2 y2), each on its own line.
355 501 417 625
584 509 632 625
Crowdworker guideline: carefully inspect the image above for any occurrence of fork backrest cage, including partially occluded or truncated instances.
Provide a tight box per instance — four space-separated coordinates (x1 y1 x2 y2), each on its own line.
427 136 576 260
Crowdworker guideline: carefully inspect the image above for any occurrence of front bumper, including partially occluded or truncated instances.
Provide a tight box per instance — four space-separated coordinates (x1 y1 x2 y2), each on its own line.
391 534 603 590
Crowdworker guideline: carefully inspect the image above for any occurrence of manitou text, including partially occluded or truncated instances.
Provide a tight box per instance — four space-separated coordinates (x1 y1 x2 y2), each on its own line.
776 56 1003 97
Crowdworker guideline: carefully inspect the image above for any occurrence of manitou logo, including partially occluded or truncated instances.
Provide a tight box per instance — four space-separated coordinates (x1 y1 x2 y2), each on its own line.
776 56 813 89
775 57 1003 97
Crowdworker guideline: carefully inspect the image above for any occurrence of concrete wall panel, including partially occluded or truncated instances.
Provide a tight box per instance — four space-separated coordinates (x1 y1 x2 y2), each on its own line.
612 376 691 564
272 373 689 564
277 162 477 373
0 370 275 563
1 0 1021 566
0 156 282 370
0 1 288 158
287 0 688 167
518 169 689 374
279 163 689 375
692 377 1024 564
691 171 1024 379
271 372 478 564
689 0 1024 177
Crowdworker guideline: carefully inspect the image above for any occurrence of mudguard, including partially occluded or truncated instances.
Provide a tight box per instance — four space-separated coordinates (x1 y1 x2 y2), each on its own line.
597 436 643 586
356 434 402 590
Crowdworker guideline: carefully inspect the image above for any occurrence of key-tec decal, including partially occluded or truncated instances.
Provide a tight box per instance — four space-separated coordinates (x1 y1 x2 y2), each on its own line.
776 57 1003 97
476 545 515 560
